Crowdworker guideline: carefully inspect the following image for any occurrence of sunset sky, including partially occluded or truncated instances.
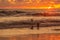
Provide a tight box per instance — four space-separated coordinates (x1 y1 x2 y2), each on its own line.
0 0 60 9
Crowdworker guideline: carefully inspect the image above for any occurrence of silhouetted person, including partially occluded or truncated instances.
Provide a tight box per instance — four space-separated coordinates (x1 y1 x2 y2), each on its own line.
37 22 40 30
31 19 34 30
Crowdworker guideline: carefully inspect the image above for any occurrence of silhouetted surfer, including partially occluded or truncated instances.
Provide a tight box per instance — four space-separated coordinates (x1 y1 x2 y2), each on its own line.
37 22 40 30
31 19 34 29
30 19 40 30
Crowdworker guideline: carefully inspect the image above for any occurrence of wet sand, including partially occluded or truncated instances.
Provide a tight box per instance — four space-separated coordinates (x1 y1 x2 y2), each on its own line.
0 33 60 40
0 26 60 37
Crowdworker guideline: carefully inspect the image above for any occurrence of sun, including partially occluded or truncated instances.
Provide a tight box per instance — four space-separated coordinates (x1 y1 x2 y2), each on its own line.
48 6 52 9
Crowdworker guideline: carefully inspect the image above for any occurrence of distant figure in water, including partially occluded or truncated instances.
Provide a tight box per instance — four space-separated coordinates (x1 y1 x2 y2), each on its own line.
30 19 40 30
37 22 40 30
31 19 34 29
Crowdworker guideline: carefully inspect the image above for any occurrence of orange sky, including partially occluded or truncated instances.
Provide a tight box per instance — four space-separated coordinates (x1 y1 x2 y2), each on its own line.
0 0 60 9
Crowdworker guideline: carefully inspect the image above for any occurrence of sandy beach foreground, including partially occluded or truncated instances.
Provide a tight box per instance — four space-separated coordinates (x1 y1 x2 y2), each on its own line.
0 26 60 37
0 27 60 40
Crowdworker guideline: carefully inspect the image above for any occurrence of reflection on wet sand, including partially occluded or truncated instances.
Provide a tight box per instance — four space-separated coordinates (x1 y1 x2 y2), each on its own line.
0 34 60 40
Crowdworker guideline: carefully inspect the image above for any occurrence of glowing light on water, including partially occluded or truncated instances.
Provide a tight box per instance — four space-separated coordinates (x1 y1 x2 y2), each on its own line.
54 4 60 8
8 0 16 4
